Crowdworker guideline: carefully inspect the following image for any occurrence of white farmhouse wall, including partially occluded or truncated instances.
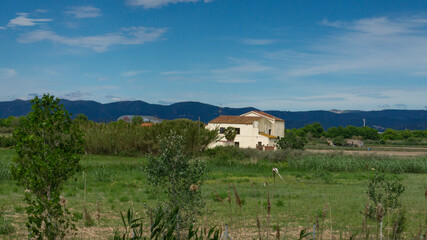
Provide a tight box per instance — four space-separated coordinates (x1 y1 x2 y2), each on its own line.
256 118 273 135
206 123 270 148
274 121 285 138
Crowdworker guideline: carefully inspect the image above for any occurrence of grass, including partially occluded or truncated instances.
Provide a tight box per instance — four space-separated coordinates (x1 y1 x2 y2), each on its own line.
0 148 426 239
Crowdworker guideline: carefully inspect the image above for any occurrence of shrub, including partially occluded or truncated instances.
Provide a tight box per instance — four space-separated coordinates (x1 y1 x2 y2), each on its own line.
366 173 405 220
277 130 306 150
0 136 16 148
332 136 345 146
0 162 11 181
146 132 206 233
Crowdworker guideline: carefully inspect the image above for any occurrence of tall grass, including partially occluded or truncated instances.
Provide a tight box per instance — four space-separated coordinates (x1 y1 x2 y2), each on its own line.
79 119 218 156
206 146 427 173
288 154 427 173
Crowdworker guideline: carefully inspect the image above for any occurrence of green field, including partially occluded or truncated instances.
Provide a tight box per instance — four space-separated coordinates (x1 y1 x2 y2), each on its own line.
0 148 426 239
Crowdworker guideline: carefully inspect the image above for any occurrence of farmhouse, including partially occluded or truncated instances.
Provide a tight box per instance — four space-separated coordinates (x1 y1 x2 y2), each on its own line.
206 111 285 150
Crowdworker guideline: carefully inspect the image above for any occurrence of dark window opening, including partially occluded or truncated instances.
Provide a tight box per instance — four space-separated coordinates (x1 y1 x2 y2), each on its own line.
234 142 239 147
268 129 271 135
220 127 225 134
258 142 262 146
235 128 240 134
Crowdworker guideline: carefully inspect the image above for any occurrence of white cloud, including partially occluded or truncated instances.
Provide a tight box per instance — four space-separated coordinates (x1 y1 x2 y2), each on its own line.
0 68 17 78
121 70 149 77
241 38 276 45
7 13 52 27
105 95 122 101
18 26 167 52
0 27 6 30
65 6 101 19
126 0 209 8
265 16 427 79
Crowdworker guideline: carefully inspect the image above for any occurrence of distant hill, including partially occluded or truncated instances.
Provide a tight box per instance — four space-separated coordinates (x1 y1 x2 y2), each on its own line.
1 99 426 130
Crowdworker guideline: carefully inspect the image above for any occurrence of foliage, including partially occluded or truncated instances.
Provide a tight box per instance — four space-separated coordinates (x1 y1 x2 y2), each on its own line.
74 113 88 123
223 127 236 141
11 94 84 239
0 116 24 128
276 129 306 150
132 116 144 124
391 208 406 240
301 122 324 138
145 132 206 229
93 165 113 182
381 129 403 140
366 173 405 220
0 161 12 181
0 207 15 235
287 154 427 173
332 136 345 146
79 118 218 156
114 208 144 240
326 126 380 140
0 136 16 148
114 207 221 240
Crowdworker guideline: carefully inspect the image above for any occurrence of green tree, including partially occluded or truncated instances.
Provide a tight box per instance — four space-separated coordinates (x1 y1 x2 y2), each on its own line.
277 129 306 150
302 122 324 138
381 129 402 140
146 132 206 236
74 113 88 122
224 126 237 141
131 115 144 124
11 94 84 239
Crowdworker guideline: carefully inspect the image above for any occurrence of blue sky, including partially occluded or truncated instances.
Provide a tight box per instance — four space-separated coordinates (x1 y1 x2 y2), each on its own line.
1 0 427 111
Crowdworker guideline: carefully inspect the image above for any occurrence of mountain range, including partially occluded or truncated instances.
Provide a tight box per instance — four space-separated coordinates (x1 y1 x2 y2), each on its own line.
1 99 426 130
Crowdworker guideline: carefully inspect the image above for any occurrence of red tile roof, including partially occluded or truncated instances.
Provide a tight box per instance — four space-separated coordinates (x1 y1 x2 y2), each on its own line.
243 111 284 121
208 115 261 124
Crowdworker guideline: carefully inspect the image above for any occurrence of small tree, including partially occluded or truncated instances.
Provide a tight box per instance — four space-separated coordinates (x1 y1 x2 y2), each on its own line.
132 115 144 124
277 130 306 150
366 173 405 219
224 127 237 141
11 94 84 239
145 132 206 236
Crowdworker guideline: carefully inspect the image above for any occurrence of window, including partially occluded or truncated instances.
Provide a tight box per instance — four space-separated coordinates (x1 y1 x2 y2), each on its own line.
234 142 239 147
258 142 262 146
235 128 240 134
220 127 225 134
268 129 271 135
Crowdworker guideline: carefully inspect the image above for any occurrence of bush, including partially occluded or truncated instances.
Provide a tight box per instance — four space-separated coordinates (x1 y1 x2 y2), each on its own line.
366 173 405 219
0 162 11 181
0 136 15 148
332 136 345 146
277 130 306 150
146 132 206 231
